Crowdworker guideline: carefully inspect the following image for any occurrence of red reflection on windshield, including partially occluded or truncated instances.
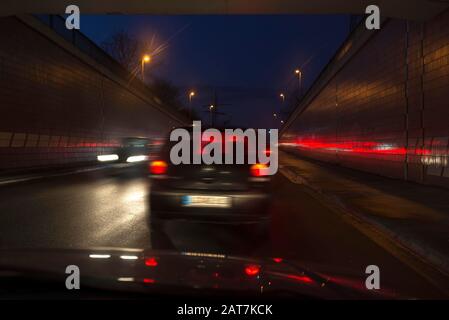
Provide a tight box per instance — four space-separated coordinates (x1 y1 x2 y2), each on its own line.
285 274 314 283
245 264 260 276
143 278 155 284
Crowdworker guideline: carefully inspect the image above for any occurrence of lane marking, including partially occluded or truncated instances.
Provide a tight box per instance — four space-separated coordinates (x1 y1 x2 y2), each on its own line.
0 164 129 186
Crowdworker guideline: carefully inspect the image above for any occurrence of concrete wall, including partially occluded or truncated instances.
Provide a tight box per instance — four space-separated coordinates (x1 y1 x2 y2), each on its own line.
281 10 449 188
0 16 185 171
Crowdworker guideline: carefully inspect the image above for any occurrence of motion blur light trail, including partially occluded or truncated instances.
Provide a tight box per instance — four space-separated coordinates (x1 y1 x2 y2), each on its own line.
282 138 439 156
296 139 406 155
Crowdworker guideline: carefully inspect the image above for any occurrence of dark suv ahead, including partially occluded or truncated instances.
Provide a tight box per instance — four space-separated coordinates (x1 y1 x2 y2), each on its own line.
148 128 273 234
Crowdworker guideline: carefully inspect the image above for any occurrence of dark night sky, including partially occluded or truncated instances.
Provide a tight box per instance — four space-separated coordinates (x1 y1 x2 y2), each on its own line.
80 14 350 128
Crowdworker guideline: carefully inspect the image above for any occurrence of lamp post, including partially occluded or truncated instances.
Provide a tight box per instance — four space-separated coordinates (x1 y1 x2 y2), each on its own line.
279 93 285 102
295 69 302 96
209 105 215 126
188 91 195 120
141 54 151 82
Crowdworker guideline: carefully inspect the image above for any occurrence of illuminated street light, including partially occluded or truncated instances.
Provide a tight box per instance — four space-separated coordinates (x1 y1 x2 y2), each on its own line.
188 91 196 120
209 105 215 127
295 69 302 96
280 93 285 102
273 113 277 118
141 54 151 82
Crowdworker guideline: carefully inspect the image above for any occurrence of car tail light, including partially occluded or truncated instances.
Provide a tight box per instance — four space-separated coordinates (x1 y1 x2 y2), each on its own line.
250 163 268 177
144 257 158 267
245 264 260 277
150 160 168 175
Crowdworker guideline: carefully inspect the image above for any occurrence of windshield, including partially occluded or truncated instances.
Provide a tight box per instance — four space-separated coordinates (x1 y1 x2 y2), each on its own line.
0 0 449 305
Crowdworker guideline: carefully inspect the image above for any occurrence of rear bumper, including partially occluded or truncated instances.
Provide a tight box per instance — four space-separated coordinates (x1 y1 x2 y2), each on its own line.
150 187 271 224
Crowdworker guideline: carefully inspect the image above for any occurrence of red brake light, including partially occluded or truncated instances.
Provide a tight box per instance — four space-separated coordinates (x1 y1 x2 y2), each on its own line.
145 257 158 267
150 160 168 175
244 264 260 276
250 163 268 177
143 278 155 284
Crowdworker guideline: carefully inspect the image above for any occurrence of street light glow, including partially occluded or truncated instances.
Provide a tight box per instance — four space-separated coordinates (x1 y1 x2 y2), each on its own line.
295 69 303 96
141 55 151 82
210 105 214 110
280 93 285 102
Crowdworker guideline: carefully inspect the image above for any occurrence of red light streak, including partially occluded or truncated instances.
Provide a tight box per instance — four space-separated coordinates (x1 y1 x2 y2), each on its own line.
294 138 411 155
284 274 314 283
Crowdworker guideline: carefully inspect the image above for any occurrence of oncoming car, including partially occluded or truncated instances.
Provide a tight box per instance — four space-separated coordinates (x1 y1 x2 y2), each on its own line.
117 137 152 163
97 137 151 164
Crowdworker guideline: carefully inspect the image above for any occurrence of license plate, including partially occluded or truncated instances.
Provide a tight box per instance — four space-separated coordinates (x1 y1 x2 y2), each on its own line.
182 195 231 208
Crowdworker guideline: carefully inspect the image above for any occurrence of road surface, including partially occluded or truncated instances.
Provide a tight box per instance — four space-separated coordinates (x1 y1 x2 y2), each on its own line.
0 163 444 298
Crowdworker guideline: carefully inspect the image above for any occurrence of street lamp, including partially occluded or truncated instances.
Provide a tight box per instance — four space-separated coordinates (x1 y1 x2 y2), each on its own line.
209 105 215 126
295 69 302 96
188 91 195 120
272 113 278 129
141 54 151 82
279 93 285 102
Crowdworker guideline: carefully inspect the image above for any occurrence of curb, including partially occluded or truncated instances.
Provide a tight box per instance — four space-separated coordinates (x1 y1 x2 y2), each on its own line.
280 166 449 295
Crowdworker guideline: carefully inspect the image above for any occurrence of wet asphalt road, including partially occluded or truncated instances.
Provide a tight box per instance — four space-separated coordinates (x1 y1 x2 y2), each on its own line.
0 164 445 298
